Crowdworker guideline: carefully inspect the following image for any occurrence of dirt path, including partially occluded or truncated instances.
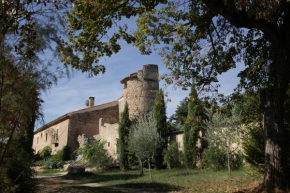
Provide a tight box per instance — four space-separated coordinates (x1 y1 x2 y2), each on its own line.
35 173 168 193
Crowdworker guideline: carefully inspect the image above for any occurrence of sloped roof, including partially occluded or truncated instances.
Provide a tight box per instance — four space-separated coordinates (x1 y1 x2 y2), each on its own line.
34 100 119 134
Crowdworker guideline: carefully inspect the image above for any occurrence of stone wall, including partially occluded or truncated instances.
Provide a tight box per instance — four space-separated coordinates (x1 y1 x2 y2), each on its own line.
33 119 70 154
169 132 184 151
67 105 119 156
94 119 119 160
120 64 159 118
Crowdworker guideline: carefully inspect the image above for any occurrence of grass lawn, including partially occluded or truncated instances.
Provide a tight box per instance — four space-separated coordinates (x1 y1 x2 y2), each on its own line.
38 166 262 193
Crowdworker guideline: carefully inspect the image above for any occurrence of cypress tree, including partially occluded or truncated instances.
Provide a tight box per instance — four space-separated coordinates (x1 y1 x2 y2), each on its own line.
118 102 131 171
153 90 168 170
183 79 200 168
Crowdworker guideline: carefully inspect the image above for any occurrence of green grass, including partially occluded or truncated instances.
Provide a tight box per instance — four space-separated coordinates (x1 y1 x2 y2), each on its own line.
35 166 262 193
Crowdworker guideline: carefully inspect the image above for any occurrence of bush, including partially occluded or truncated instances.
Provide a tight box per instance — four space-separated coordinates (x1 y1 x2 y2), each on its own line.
52 146 71 162
164 142 183 168
202 146 227 171
39 146 52 160
242 124 264 172
202 146 243 171
43 159 64 169
34 160 46 167
230 152 243 170
77 140 112 170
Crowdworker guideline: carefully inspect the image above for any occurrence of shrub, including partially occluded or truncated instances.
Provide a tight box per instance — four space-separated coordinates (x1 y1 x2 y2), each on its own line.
202 146 243 171
78 140 112 170
202 146 227 171
52 146 71 162
43 159 64 169
39 146 52 160
34 160 46 167
164 142 182 168
230 152 243 170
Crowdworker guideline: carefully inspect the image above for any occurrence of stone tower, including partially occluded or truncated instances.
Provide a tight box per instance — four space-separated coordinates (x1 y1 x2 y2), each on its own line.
119 64 159 118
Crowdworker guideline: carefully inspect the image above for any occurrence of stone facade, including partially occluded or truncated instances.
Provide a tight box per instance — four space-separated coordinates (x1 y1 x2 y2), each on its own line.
67 102 119 154
33 118 69 154
121 64 159 118
169 131 184 151
94 119 119 160
33 64 164 159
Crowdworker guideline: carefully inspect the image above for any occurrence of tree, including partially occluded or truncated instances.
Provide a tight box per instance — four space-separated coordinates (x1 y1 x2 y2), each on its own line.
128 112 161 180
0 55 42 192
232 92 265 171
118 102 131 171
153 89 167 170
204 107 243 178
169 97 189 128
77 140 112 170
0 2 71 191
63 0 290 190
183 79 206 168
164 142 182 169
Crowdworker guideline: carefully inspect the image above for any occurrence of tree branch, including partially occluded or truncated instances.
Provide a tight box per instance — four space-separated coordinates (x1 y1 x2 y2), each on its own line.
202 0 279 38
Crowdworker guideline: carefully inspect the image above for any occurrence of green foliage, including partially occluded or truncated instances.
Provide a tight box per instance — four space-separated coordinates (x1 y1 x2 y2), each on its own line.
52 146 71 162
232 92 264 171
60 0 167 77
169 97 189 128
128 112 161 180
39 146 52 160
0 2 69 192
202 146 226 171
118 102 131 171
78 140 112 170
202 146 243 171
153 90 168 170
242 125 264 171
164 142 183 168
43 159 64 169
183 80 203 168
204 106 243 176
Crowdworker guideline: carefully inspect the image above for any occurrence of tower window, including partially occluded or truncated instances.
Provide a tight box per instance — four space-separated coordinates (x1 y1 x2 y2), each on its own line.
108 142 110 148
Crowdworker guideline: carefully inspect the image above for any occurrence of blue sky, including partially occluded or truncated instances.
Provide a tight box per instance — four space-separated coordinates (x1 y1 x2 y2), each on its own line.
36 41 244 128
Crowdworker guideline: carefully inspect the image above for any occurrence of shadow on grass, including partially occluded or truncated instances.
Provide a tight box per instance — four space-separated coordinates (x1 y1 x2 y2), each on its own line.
52 182 181 193
62 171 142 183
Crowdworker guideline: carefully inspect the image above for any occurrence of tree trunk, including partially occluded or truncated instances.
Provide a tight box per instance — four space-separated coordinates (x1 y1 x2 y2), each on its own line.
260 45 290 191
227 148 231 178
138 157 143 176
148 157 152 181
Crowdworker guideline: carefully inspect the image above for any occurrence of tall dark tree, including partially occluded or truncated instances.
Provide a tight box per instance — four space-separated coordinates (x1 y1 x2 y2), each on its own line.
118 102 131 171
153 89 167 170
62 0 290 191
169 97 189 128
0 55 42 192
183 80 201 168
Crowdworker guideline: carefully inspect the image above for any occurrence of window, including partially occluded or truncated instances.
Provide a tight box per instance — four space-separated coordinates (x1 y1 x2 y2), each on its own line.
37 137 39 144
108 142 110 148
56 129 59 140
46 133 48 142
41 133 42 138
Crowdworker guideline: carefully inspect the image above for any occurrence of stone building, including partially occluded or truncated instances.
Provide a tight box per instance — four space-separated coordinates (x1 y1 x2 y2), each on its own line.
33 64 160 159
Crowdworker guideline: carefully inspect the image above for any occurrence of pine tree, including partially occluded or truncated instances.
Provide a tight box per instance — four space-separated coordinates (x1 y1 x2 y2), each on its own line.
183 79 200 168
153 89 167 170
118 102 131 171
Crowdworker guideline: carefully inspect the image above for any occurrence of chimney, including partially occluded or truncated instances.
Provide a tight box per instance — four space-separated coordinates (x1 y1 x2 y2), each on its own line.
89 97 95 107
